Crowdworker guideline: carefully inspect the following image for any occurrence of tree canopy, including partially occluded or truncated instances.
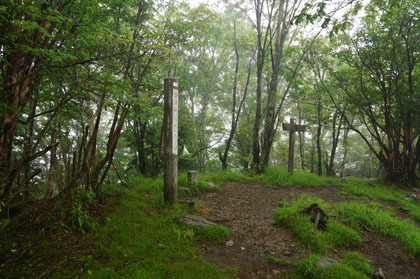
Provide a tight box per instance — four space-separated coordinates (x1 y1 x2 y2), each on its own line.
1 0 419 215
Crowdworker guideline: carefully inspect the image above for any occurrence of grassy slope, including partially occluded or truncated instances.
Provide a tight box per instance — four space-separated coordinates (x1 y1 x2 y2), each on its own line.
1 175 235 279
80 176 235 279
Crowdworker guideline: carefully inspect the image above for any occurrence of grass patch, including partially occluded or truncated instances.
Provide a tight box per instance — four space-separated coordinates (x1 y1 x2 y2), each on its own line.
10 177 234 279
208 169 249 184
294 252 372 279
262 167 333 187
195 224 230 243
336 202 420 255
338 177 420 223
338 178 401 202
274 196 361 254
80 179 234 279
398 200 420 223
340 252 373 276
267 255 290 265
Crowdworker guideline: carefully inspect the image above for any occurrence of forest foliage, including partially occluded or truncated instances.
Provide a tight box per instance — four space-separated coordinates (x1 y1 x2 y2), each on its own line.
0 0 419 223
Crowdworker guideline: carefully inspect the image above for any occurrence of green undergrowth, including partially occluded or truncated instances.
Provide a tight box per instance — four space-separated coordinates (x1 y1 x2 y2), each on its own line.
338 177 420 223
208 169 250 184
262 167 335 187
294 252 372 279
274 196 362 254
338 178 400 201
35 177 233 279
398 200 420 223
336 202 420 256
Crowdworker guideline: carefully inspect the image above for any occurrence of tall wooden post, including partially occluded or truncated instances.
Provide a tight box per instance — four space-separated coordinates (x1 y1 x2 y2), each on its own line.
164 77 178 203
288 119 296 173
283 118 306 174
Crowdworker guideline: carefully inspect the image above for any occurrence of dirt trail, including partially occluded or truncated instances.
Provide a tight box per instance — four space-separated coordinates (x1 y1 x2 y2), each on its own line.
195 182 420 279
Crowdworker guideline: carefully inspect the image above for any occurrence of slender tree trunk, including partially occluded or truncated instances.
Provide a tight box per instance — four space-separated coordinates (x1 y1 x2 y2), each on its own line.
220 24 253 170
252 0 266 170
220 21 240 170
339 128 350 177
298 105 306 171
368 135 374 178
259 0 286 172
316 99 323 176
47 120 58 197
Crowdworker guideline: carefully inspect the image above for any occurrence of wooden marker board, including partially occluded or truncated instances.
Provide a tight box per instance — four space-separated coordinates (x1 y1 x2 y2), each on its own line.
164 77 178 203
282 118 306 174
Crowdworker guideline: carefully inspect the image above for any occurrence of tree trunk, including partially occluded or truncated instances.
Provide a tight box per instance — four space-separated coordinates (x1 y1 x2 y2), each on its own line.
298 105 306 171
47 120 58 197
339 128 350 178
316 99 323 176
259 0 286 172
220 23 253 170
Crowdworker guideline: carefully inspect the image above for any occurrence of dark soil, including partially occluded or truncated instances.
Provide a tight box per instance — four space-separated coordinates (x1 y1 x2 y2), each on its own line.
194 182 420 279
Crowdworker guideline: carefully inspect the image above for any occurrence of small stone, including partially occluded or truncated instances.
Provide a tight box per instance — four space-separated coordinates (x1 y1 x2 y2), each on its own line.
404 195 413 201
206 182 216 188
283 250 292 256
272 269 281 274
372 268 385 279
174 215 216 228
241 246 245 250
225 240 234 247
413 188 420 193
410 194 417 199
315 257 337 269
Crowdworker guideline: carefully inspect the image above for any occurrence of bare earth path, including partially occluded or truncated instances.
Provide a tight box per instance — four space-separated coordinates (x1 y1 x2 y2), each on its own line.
194 181 420 279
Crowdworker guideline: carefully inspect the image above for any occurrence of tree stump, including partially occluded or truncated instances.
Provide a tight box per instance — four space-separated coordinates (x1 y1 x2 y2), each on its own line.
301 203 328 230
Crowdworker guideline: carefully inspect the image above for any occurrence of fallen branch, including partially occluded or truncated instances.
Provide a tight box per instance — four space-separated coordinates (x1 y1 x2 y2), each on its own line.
37 258 68 279
358 221 371 232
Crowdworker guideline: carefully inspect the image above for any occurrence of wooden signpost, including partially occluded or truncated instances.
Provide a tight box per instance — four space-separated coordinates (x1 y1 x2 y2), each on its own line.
163 77 178 203
283 118 306 174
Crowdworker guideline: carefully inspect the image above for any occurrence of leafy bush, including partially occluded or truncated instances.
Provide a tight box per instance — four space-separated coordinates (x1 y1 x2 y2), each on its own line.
70 188 98 233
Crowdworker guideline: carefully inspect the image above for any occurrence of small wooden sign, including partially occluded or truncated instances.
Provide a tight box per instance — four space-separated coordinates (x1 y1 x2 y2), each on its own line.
172 82 178 155
283 122 306 132
283 118 306 174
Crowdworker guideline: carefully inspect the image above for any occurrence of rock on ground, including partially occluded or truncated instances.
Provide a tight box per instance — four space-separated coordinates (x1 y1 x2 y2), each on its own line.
315 257 337 269
174 215 216 228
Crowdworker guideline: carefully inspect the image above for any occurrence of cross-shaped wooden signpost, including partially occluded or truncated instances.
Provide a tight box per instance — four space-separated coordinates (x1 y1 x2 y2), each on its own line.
283 118 306 174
